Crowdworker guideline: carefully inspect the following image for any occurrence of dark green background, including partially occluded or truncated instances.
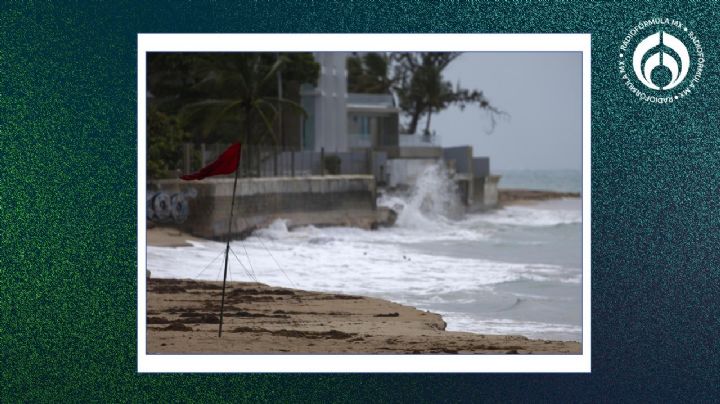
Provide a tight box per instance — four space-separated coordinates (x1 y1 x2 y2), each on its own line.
2 1 718 401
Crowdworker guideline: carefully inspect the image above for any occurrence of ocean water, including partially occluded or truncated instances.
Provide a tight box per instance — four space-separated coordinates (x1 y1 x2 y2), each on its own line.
147 166 583 342
496 169 582 193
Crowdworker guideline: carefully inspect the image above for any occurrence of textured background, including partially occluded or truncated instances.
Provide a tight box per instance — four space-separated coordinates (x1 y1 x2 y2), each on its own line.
1 1 719 401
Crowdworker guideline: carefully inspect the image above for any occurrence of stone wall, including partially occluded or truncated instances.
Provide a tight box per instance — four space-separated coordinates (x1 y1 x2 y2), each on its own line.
148 175 387 239
470 175 501 211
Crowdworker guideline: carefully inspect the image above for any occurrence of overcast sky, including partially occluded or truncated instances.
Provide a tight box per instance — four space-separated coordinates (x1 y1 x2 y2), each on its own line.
430 52 582 170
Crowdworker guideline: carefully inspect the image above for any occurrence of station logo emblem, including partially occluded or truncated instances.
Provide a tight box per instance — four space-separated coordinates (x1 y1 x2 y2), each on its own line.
619 19 704 104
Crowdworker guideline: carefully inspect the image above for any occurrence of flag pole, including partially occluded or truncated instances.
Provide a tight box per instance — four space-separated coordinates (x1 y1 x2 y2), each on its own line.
218 149 242 338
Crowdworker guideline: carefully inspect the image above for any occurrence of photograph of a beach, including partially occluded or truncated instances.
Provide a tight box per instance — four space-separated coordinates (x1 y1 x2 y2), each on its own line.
143 47 584 356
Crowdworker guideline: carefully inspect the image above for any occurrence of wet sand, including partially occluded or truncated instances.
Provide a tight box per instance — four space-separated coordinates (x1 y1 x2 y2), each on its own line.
146 190 582 354
146 278 580 354
147 226 202 247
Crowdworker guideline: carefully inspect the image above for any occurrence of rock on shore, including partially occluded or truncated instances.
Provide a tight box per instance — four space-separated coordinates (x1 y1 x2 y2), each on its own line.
499 189 580 205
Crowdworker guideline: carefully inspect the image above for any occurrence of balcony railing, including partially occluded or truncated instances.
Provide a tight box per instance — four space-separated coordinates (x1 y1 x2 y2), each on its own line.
167 143 386 180
399 133 441 147
348 133 373 148
347 93 395 108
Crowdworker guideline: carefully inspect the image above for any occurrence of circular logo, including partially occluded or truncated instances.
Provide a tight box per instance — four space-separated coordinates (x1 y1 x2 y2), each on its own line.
619 18 704 104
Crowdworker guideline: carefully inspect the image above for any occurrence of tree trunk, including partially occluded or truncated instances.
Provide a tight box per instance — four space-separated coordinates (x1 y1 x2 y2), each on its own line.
407 113 419 134
425 107 432 134
407 101 423 134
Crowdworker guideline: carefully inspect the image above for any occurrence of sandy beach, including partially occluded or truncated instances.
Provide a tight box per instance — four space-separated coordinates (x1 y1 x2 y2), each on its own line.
146 277 580 354
147 188 582 354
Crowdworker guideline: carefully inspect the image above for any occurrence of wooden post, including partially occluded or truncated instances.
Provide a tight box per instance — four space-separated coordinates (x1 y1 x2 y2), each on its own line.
273 148 278 177
320 147 325 176
291 149 295 177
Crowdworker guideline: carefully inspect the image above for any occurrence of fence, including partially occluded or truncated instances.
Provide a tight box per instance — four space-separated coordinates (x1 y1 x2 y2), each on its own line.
181 143 388 181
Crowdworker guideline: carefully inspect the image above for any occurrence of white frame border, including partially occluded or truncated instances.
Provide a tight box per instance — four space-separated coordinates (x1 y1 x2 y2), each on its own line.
137 33 591 373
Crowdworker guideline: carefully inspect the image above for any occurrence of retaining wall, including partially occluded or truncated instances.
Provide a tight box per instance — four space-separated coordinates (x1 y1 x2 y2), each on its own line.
470 175 501 211
149 175 386 239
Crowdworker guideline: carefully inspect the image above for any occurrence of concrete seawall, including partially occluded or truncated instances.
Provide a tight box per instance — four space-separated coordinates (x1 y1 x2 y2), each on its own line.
470 175 501 211
149 175 393 239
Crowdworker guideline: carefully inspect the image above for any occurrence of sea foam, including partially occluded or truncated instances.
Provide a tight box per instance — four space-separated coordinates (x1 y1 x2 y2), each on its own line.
146 165 582 341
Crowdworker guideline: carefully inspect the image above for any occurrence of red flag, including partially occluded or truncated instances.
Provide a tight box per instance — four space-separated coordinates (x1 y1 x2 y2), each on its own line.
180 143 242 180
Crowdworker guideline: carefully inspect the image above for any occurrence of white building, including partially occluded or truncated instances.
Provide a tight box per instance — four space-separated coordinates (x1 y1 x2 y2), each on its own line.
300 53 349 152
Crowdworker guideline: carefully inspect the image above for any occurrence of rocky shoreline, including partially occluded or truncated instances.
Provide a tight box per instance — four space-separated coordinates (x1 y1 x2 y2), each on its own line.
499 188 581 205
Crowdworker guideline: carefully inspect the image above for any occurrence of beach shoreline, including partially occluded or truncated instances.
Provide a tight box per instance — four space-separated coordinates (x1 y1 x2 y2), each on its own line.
146 189 582 352
499 188 581 206
147 189 579 247
146 278 580 354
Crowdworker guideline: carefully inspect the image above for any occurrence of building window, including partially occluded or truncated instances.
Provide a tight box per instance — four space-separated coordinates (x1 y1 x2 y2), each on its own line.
360 116 369 137
350 115 371 138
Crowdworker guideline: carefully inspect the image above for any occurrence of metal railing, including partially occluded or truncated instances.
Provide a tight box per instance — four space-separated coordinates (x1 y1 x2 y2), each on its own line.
347 93 395 107
399 132 441 147
180 143 383 179
347 133 373 149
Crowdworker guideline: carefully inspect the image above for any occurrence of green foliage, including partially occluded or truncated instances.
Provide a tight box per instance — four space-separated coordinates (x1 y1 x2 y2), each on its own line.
347 52 394 94
147 106 189 179
146 53 319 175
347 52 504 134
323 155 342 175
147 52 319 145
282 53 320 86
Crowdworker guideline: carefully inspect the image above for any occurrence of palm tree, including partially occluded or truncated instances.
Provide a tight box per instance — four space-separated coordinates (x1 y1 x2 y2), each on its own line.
347 52 396 94
178 54 305 147
177 54 307 176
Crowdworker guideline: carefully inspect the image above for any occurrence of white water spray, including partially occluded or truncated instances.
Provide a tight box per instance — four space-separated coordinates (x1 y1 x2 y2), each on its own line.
379 163 463 229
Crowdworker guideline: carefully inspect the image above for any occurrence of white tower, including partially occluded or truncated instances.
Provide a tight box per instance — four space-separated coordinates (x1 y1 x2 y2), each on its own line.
301 53 349 152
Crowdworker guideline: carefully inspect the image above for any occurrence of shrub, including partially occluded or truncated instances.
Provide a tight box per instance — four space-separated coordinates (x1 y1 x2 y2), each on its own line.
323 155 342 175
147 107 189 179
